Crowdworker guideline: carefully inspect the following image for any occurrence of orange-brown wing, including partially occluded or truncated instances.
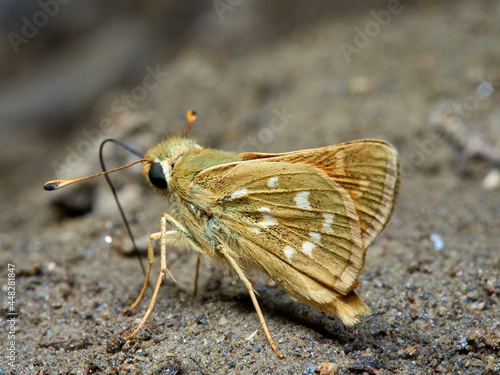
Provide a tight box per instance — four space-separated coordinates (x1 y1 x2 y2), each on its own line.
191 160 365 293
189 159 370 324
237 139 400 248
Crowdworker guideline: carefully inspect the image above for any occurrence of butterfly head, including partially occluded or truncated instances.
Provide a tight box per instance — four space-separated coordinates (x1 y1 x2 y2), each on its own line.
141 136 201 195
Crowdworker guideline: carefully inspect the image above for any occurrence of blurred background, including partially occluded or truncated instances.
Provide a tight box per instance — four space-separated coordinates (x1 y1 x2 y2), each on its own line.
1 0 499 228
1 1 499 373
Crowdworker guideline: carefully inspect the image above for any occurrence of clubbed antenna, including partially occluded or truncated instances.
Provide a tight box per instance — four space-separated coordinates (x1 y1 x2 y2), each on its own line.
44 139 147 275
182 110 197 137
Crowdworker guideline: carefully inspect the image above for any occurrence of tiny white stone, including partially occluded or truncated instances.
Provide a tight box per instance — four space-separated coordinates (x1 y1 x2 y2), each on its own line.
284 246 295 261
257 207 278 227
230 187 248 200
429 233 444 251
322 213 335 234
267 176 279 189
309 231 322 244
302 241 316 256
245 329 259 341
294 191 312 210
46 262 56 271
482 169 500 190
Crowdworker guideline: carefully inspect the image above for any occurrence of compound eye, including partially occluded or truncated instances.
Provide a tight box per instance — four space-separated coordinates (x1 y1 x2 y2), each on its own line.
148 163 168 189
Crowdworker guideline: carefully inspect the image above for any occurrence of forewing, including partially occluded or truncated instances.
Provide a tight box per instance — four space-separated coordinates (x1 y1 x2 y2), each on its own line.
191 160 364 295
237 140 400 248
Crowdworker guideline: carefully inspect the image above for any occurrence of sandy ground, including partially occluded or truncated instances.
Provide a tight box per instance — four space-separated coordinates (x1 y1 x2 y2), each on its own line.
1 1 499 374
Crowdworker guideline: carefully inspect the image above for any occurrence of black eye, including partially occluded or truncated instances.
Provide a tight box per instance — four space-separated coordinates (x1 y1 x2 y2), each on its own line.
148 163 168 189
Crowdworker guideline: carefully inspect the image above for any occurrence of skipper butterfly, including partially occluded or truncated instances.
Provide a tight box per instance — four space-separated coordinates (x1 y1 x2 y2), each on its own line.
45 111 400 357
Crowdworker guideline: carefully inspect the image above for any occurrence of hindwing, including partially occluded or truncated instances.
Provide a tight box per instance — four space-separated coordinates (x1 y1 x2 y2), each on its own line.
237 139 400 248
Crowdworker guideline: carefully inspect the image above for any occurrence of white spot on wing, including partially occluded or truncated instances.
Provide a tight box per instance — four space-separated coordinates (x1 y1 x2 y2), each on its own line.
229 187 248 200
302 241 316 256
257 207 278 227
252 227 261 235
309 232 322 244
284 246 295 261
267 176 279 189
294 191 312 209
322 213 335 234
352 179 370 199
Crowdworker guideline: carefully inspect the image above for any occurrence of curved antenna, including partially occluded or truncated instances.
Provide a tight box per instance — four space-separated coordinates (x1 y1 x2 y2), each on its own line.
44 140 147 275
99 139 147 275
182 110 197 137
43 159 144 190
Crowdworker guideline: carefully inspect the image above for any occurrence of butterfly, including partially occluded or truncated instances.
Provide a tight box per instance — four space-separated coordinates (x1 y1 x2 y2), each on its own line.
44 111 400 357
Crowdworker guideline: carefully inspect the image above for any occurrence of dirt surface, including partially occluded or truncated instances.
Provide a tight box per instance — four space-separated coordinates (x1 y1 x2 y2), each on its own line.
1 1 499 374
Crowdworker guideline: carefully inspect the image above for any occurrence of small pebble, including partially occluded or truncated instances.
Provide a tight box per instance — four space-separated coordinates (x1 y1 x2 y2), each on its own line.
482 169 500 190
430 233 444 251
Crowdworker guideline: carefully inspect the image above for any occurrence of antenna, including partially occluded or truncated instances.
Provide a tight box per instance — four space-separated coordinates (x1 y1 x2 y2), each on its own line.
44 139 147 275
182 110 197 137
44 159 144 190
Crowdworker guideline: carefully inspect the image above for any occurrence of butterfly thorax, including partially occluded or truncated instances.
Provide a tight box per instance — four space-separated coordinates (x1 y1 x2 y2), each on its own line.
141 136 244 254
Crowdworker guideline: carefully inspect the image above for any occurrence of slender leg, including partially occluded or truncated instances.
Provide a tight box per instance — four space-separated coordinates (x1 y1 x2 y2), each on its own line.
161 212 193 239
126 216 181 339
193 256 200 296
162 212 203 285
125 269 164 339
122 231 162 313
216 245 283 358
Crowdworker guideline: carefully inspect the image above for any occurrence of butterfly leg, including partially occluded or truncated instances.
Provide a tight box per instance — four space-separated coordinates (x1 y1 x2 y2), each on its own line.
123 231 162 313
216 244 283 358
161 212 204 284
126 214 180 339
193 255 200 296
